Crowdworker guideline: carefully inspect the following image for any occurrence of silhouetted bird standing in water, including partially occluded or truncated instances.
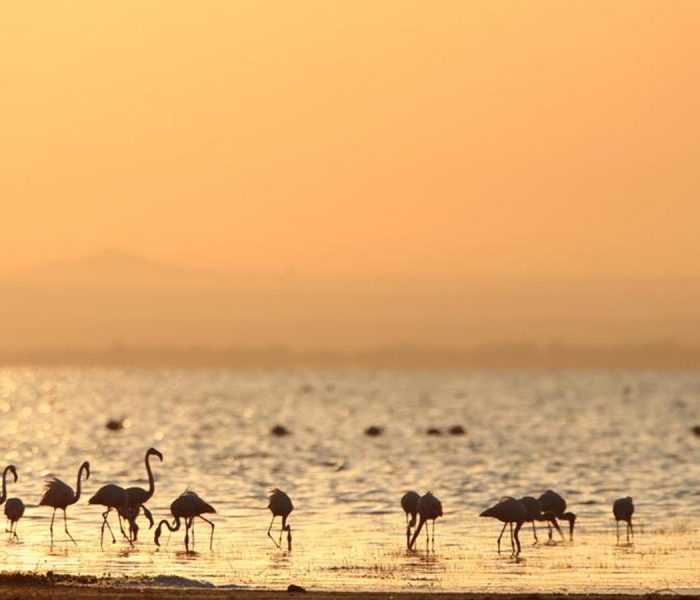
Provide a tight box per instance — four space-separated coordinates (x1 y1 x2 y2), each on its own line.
39 461 90 545
401 490 420 548
1 466 23 539
154 491 216 552
88 484 133 548
123 448 162 541
613 497 634 543
267 488 294 551
409 492 443 551
519 496 563 544
537 489 577 541
480 497 527 556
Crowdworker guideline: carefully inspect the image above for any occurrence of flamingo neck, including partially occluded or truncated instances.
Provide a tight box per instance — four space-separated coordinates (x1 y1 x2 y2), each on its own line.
0 467 9 504
73 463 88 504
145 453 156 500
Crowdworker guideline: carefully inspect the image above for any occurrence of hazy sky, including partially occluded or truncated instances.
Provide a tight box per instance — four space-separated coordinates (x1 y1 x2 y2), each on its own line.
2 1 699 278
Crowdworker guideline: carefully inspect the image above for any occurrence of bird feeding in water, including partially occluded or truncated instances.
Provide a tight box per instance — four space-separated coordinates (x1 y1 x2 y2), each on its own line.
409 492 443 551
519 495 563 544
122 447 163 541
613 497 634 543
88 483 134 548
38 461 90 546
155 490 216 552
480 496 527 556
1 466 23 540
267 488 294 551
400 490 420 549
537 489 576 541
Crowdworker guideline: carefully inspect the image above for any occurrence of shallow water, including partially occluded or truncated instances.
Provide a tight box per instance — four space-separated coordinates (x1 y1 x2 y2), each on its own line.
0 368 699 593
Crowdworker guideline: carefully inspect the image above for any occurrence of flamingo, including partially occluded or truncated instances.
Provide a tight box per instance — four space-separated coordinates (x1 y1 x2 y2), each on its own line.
400 490 420 548
5 497 24 540
154 491 216 552
267 488 294 551
613 497 634 542
1 466 21 539
480 496 527 556
88 484 133 548
519 496 563 544
537 489 576 541
38 461 90 545
122 448 163 540
409 492 443 551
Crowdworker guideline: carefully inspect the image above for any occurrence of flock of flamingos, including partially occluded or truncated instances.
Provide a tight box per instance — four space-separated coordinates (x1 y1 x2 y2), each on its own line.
0 447 636 556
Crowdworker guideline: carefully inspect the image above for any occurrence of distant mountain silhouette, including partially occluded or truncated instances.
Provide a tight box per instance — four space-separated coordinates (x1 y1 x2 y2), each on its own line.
1 250 700 364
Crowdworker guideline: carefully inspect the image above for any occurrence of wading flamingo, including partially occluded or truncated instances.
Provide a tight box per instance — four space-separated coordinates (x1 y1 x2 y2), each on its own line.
39 461 90 545
400 490 420 549
537 489 576 541
409 492 443 551
480 496 527 556
123 448 163 540
519 496 562 544
267 488 294 551
154 491 216 552
88 483 133 548
613 497 634 542
1 466 22 539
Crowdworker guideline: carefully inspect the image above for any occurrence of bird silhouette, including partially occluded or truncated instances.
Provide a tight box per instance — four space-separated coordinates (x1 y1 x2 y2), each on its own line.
400 490 420 548
38 461 90 545
154 491 216 552
480 496 527 556
122 448 163 541
88 483 133 548
409 492 443 551
538 489 576 541
1 466 22 540
267 488 294 551
519 495 562 544
613 496 634 543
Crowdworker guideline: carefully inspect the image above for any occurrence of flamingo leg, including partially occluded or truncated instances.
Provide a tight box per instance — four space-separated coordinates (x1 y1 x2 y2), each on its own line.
616 520 620 543
198 516 215 551
102 509 117 545
12 521 19 541
184 517 193 552
509 521 515 554
286 524 292 552
267 515 280 548
552 517 564 541
532 521 538 544
63 509 77 545
629 520 634 539
496 521 508 553
50 508 56 545
513 521 523 556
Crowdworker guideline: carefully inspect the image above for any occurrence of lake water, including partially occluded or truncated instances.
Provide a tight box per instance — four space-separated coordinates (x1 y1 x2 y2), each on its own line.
1 368 699 593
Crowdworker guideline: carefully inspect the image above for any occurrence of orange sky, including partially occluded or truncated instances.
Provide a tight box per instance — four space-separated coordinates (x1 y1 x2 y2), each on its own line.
2 1 699 278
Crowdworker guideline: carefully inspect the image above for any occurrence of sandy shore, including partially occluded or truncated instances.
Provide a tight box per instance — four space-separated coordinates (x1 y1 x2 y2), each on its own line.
0 575 693 600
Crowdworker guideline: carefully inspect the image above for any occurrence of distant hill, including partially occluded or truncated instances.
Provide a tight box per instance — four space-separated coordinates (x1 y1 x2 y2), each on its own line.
2 251 700 366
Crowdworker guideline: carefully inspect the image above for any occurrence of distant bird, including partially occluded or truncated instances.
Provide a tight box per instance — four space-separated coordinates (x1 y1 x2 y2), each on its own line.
613 497 634 543
365 426 383 437
519 496 562 544
480 496 527 555
105 418 125 431
154 491 216 552
538 490 576 541
449 425 466 435
38 461 90 545
271 425 290 436
409 492 443 551
88 484 133 548
1 466 22 539
400 490 420 548
267 488 294 551
122 448 163 541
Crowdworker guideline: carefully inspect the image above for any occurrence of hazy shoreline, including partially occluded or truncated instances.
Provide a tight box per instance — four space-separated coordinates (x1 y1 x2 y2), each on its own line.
3 343 700 369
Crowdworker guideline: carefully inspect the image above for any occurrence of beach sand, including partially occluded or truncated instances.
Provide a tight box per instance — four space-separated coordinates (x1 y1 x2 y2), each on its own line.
0 575 692 600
